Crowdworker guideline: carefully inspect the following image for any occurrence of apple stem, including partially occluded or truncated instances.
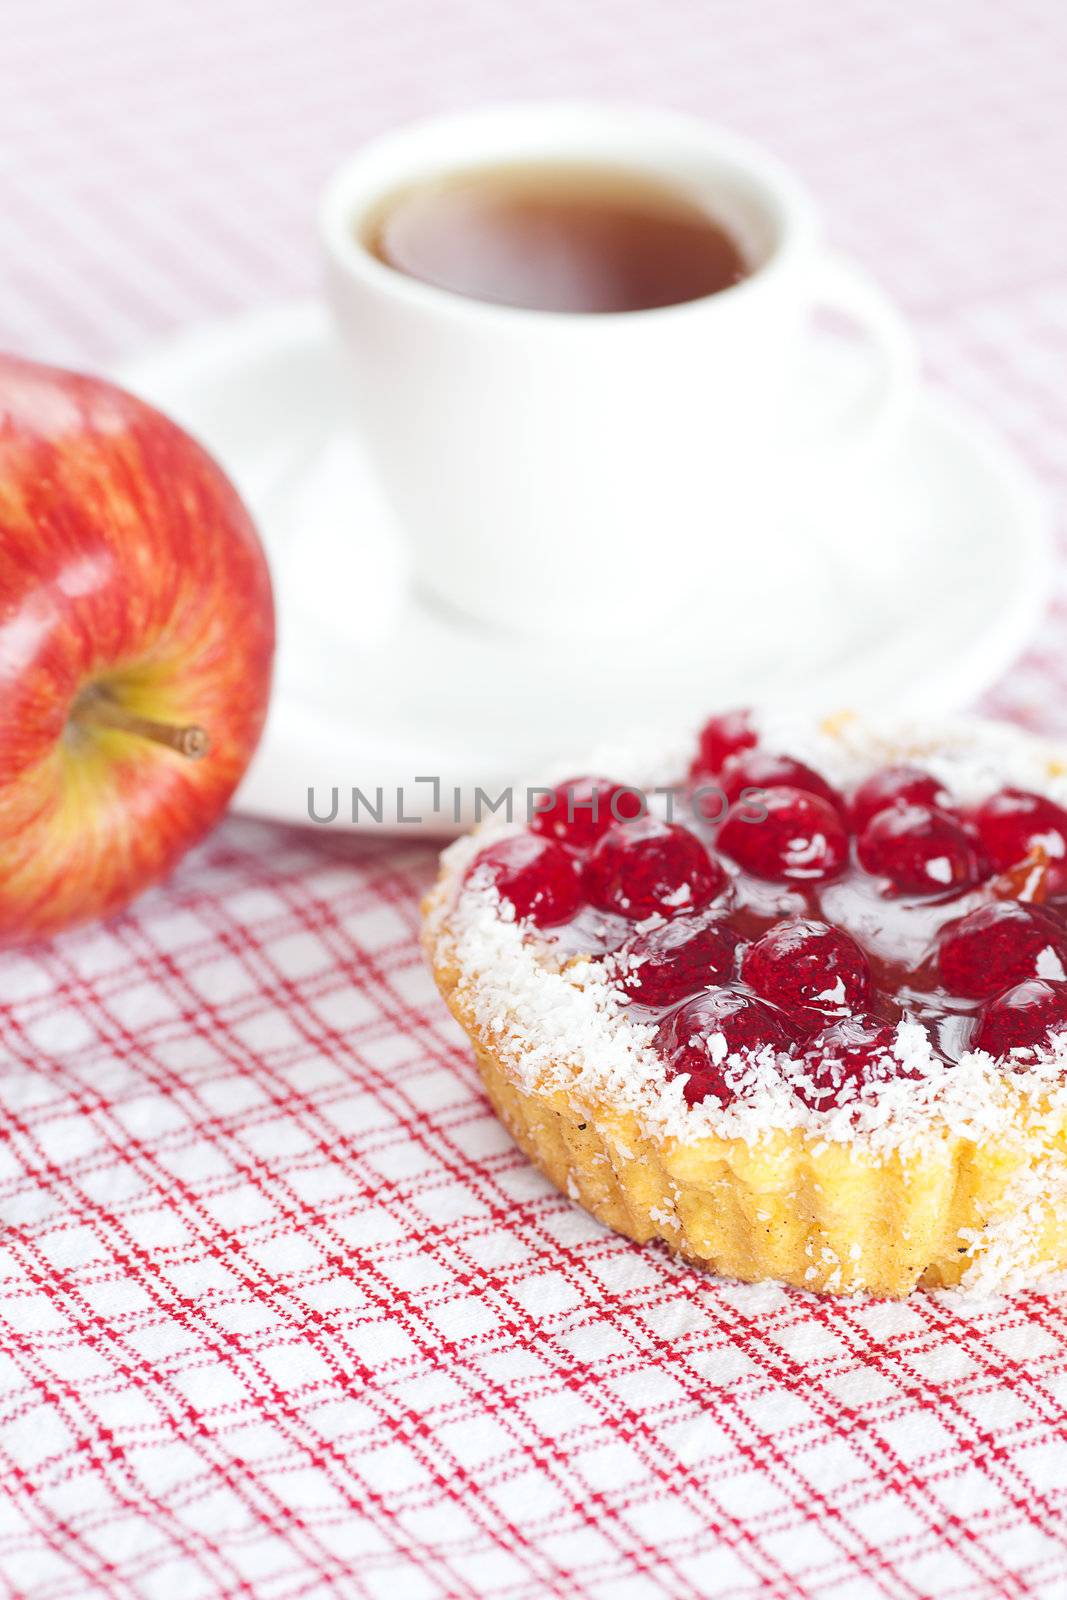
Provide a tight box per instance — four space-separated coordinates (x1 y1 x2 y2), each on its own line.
74 690 210 760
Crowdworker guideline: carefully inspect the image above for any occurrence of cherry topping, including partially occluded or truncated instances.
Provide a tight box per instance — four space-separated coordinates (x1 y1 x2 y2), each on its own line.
972 978 1067 1058
586 817 725 920
850 765 949 833
972 789 1067 890
467 834 583 926
992 849 1053 905
719 749 845 815
690 708 757 778
937 901 1067 1000
857 804 979 896
793 1017 900 1109
740 917 871 1023
531 775 643 849
657 989 795 1106
718 786 849 883
616 911 742 1007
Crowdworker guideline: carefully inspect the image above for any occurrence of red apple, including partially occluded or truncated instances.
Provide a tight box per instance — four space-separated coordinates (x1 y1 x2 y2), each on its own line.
0 353 275 942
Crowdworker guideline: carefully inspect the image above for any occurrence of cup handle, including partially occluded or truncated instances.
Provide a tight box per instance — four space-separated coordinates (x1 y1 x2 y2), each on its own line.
806 252 918 463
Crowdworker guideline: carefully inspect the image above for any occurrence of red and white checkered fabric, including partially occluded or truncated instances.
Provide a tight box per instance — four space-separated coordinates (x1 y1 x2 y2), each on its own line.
3 1 1067 1595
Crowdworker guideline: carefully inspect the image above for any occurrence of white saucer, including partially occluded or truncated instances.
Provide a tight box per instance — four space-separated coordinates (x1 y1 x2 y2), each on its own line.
116 300 1051 835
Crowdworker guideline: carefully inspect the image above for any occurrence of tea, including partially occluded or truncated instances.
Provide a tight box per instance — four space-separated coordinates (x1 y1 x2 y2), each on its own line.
364 163 750 313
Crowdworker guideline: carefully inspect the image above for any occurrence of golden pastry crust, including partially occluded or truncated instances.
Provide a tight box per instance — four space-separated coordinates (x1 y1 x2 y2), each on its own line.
423 715 1067 1298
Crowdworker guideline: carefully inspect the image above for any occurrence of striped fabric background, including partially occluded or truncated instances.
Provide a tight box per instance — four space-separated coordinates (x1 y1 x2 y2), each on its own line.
2 2 1067 1594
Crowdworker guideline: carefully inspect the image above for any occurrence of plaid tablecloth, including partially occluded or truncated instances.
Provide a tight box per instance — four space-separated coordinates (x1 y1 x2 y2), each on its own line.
3 2 1067 1596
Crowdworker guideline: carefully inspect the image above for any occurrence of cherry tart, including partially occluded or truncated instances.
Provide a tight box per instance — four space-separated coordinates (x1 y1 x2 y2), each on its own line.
423 712 1067 1298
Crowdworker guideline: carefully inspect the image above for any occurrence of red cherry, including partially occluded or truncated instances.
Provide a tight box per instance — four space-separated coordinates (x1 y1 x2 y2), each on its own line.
615 910 742 1007
850 765 950 833
740 917 871 1022
937 901 1067 1000
857 804 979 895
793 1016 900 1109
586 817 725 920
656 989 795 1106
467 834 583 926
531 775 643 849
719 749 845 815
972 789 1067 889
972 979 1067 1058
690 708 757 778
718 786 849 883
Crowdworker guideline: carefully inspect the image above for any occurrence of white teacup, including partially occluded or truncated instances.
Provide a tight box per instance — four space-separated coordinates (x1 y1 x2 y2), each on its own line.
321 103 915 639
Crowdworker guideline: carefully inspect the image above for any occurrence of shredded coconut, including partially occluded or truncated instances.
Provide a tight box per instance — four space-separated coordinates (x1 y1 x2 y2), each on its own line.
432 714 1067 1148
427 712 1067 1291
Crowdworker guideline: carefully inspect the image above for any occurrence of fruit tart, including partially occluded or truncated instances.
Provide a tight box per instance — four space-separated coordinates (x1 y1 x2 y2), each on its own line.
423 711 1067 1297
